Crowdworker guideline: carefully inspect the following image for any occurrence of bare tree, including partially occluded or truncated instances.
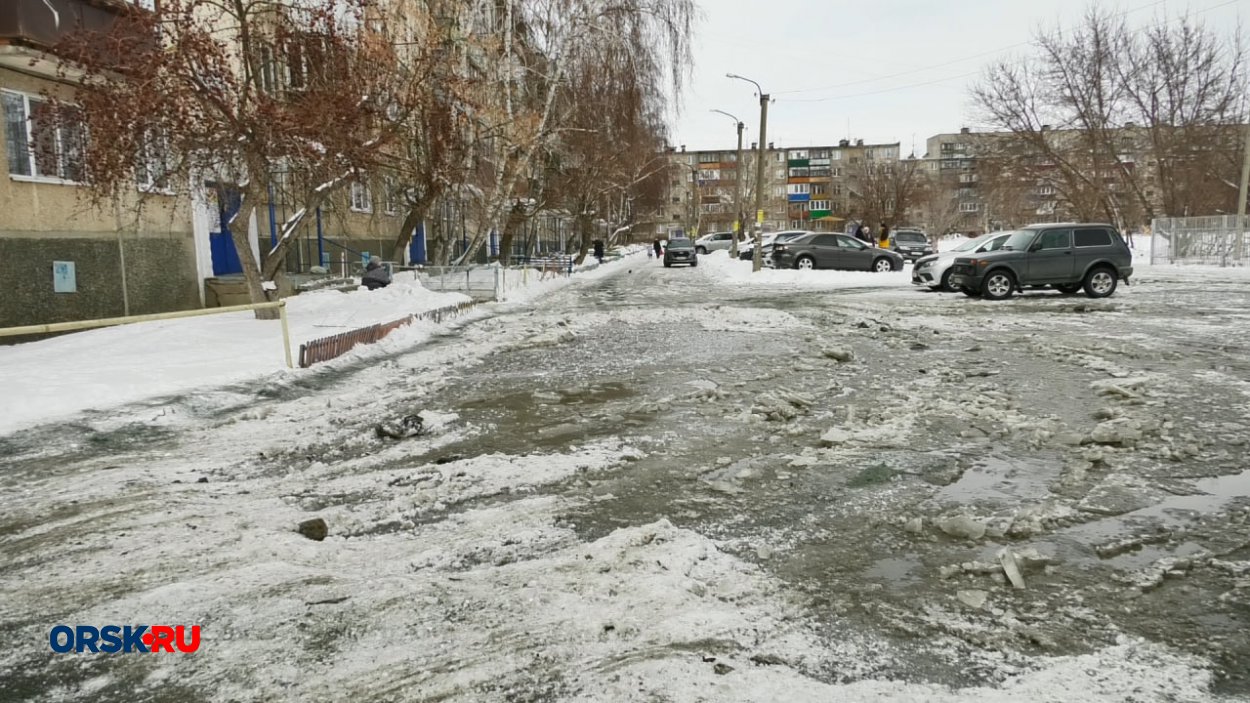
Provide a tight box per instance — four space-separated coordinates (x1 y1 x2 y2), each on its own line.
850 156 927 230
972 7 1246 227
54 0 435 316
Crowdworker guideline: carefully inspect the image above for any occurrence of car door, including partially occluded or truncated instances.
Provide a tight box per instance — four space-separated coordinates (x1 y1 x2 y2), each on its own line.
1026 228 1075 282
807 234 840 267
834 235 872 270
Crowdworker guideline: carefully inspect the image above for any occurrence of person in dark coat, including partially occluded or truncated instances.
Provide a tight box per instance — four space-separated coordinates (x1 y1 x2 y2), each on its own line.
653 239 663 259
362 256 391 290
855 224 870 243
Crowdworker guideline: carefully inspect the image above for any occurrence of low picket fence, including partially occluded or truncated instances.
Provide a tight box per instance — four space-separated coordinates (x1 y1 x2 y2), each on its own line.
298 300 478 368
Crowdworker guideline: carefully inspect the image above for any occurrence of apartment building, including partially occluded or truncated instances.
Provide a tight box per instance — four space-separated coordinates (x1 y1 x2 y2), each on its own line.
0 0 202 328
665 139 900 236
780 140 900 231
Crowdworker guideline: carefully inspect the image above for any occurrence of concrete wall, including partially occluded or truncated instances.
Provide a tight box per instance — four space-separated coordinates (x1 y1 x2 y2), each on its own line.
1 66 200 328
0 235 200 327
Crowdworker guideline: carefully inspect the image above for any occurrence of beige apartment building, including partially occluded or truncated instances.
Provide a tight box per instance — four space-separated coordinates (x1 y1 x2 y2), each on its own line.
1 0 203 328
667 139 902 236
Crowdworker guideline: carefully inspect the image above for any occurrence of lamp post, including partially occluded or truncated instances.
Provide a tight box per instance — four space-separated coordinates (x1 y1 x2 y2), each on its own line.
711 109 746 258
727 73 769 272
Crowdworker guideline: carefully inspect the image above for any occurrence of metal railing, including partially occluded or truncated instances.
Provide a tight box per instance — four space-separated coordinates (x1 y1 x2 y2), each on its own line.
0 301 293 368
1150 215 1250 266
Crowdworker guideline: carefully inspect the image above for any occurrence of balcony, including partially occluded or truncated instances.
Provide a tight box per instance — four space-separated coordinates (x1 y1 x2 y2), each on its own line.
0 0 135 78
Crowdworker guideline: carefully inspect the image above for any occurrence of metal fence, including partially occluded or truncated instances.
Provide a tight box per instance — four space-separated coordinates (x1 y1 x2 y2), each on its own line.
411 256 598 301
1150 216 1250 266
298 300 478 368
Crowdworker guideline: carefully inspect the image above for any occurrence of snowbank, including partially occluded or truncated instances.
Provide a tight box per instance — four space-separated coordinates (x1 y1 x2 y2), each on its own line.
0 278 470 435
697 250 911 289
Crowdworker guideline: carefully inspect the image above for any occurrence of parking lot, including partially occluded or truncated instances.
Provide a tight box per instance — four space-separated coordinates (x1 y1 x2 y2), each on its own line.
1 250 1248 701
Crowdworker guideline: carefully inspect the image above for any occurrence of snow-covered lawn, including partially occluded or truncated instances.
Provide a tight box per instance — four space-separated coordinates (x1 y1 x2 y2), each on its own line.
0 251 644 436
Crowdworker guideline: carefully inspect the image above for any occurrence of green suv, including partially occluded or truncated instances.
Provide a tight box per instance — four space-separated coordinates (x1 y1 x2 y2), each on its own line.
948 223 1133 300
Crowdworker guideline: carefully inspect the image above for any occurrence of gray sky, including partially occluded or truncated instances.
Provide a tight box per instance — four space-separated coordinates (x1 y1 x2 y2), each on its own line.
667 0 1246 156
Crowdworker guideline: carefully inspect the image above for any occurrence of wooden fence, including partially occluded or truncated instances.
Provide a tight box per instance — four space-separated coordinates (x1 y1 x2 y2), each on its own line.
297 300 478 368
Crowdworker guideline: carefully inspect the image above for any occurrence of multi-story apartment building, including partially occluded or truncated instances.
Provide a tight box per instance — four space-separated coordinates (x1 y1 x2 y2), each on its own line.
665 139 901 236
780 140 900 231
1 0 203 328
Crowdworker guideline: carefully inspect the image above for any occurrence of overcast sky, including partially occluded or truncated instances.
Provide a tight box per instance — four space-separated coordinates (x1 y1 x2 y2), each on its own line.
666 0 1246 156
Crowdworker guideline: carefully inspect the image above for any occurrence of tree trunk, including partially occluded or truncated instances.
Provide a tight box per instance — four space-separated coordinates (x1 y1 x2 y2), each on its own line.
573 213 592 265
227 198 280 320
498 202 527 264
390 198 433 262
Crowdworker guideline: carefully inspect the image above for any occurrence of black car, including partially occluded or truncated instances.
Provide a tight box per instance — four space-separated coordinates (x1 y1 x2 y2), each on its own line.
772 233 904 272
738 230 811 264
663 238 698 267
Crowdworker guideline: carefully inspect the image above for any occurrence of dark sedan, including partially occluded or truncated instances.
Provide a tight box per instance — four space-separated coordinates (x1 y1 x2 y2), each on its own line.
772 233 904 272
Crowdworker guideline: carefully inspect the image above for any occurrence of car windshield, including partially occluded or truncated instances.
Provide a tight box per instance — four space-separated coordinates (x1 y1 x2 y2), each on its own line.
777 232 808 242
1001 230 1038 251
953 231 1012 252
895 232 926 243
667 239 694 249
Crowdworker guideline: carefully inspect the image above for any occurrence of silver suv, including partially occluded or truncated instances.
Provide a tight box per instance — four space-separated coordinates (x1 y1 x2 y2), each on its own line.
694 231 746 254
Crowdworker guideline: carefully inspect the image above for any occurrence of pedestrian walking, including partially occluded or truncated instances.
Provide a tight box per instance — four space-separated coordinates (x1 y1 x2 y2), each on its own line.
653 239 663 260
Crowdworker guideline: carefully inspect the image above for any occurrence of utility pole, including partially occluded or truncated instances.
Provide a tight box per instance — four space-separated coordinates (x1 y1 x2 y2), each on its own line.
711 109 745 257
728 73 770 272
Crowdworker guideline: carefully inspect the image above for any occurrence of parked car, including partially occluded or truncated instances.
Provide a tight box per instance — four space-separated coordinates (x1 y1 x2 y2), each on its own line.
772 232 904 272
889 229 935 261
694 231 748 254
912 231 1013 291
947 223 1132 300
664 237 698 267
739 230 812 265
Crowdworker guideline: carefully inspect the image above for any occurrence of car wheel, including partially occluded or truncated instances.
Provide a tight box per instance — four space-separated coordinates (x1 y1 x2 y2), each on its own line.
664 261 672 268
1055 283 1082 295
981 270 1016 300
696 246 708 255
939 269 956 292
796 255 815 270
691 259 698 267
1083 267 1117 298
873 257 894 273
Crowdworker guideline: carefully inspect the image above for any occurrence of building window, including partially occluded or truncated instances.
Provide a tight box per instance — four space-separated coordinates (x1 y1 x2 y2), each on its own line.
810 200 830 211
382 177 400 215
350 180 372 212
812 183 827 195
831 168 842 177
699 153 718 163
1039 185 1055 196
135 129 172 192
3 90 86 182
831 150 841 160
959 173 977 183
787 183 810 195
831 184 842 196
959 202 980 212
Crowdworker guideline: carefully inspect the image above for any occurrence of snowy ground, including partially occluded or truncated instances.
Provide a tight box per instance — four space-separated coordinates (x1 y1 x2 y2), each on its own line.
1 245 1249 702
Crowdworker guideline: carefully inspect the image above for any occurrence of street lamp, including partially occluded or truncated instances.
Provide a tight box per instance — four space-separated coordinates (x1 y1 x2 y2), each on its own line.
710 109 746 258
727 73 770 272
